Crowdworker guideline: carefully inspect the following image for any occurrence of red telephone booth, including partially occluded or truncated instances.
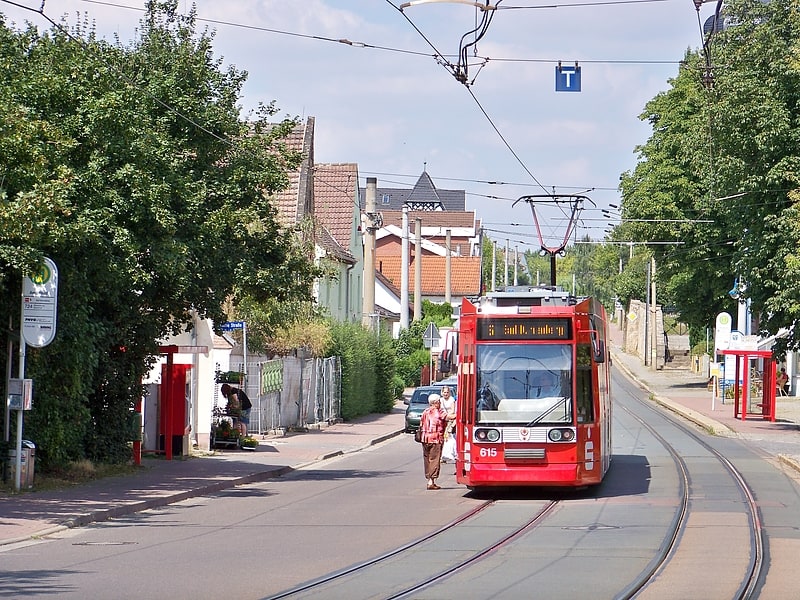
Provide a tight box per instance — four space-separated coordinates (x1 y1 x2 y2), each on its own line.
159 361 192 459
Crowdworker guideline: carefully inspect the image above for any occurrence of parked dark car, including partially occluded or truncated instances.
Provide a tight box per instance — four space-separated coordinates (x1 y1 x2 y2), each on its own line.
404 381 458 433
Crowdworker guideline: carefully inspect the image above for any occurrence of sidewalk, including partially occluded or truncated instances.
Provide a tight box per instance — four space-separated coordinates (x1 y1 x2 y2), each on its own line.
4 337 800 548
607 321 800 472
0 401 409 547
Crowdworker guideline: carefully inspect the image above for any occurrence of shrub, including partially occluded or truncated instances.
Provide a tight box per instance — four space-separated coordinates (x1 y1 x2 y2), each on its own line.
326 321 397 420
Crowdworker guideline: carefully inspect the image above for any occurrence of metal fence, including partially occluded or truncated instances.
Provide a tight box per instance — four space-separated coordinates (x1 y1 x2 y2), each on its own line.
230 356 341 434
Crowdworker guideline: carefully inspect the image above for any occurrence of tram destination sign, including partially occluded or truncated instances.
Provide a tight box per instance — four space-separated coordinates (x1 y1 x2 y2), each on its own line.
477 318 570 341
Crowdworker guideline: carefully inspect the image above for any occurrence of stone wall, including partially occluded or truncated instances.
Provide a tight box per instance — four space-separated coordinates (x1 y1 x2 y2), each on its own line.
622 299 666 370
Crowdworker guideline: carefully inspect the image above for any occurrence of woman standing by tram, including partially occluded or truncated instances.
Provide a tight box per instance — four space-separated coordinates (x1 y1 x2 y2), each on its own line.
419 393 455 490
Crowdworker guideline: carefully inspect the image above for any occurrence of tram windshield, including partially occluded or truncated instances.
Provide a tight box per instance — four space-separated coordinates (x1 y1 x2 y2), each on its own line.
475 344 572 425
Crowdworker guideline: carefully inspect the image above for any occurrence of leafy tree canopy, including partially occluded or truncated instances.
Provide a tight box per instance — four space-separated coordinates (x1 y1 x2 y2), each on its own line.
0 2 316 466
616 0 800 352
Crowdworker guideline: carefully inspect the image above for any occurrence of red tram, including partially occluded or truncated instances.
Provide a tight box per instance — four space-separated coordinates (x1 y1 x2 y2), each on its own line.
455 287 612 488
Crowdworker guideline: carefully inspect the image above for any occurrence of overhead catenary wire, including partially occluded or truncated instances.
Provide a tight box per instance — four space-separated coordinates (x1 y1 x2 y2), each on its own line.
8 0 705 235
42 0 689 211
78 0 685 66
386 0 553 198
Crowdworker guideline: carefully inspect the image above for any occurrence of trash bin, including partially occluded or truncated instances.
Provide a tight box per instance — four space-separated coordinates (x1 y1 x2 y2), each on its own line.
8 440 36 489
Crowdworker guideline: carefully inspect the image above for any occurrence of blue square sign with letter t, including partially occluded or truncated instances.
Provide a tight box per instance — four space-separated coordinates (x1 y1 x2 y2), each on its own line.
555 65 581 92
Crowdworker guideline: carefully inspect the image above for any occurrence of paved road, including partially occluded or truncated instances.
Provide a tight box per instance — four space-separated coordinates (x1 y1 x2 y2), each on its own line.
2 320 799 547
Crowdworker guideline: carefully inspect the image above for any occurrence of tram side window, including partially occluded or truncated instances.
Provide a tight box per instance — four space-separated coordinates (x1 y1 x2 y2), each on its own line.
576 343 595 423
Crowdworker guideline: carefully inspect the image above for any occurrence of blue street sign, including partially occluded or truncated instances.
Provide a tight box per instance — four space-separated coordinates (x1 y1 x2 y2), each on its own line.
221 321 245 331
555 65 581 92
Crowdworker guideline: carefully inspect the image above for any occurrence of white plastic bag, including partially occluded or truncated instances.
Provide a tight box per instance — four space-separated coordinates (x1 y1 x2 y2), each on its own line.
442 435 457 462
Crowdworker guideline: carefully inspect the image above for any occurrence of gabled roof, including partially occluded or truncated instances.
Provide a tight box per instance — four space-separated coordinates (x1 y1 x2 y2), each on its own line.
317 226 355 264
314 163 359 250
375 255 482 297
271 117 315 228
360 170 466 212
376 270 400 297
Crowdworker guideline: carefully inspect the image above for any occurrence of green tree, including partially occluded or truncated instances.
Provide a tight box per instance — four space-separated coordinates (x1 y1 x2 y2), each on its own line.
616 0 800 350
0 3 316 467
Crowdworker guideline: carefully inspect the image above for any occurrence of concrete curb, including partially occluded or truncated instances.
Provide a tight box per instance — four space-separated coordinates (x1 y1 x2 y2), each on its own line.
652 395 735 437
778 454 800 473
610 348 733 436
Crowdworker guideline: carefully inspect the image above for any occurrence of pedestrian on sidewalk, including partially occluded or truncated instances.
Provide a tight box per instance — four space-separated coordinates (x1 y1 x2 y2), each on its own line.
221 383 252 436
419 393 455 490
777 368 789 396
440 386 457 463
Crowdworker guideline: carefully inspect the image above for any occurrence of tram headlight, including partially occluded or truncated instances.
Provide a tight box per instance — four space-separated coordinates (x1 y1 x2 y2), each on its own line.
475 428 501 443
548 428 575 442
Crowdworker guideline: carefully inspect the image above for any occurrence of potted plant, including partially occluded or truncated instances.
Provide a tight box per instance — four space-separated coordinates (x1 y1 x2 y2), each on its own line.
239 436 258 450
216 371 243 384
212 420 239 446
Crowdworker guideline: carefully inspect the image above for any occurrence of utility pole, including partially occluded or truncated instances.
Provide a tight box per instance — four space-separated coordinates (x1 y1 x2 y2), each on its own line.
491 241 497 292
644 260 651 367
414 217 422 321
400 206 410 330
445 229 452 304
362 178 377 329
504 239 509 288
651 257 657 368
513 246 518 286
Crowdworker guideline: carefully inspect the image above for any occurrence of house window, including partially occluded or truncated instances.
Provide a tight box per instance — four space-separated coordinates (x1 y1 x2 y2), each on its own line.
382 194 390 205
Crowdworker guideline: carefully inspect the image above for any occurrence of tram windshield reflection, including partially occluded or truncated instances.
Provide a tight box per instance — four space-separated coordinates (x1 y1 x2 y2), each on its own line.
475 344 573 425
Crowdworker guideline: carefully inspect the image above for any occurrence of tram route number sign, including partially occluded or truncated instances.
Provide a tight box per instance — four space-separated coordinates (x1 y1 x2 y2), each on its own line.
477 317 571 341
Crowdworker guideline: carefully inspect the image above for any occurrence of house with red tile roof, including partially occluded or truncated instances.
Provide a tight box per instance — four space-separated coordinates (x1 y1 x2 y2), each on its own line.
271 125 482 329
269 118 364 323
313 163 363 322
271 117 314 228
364 172 483 326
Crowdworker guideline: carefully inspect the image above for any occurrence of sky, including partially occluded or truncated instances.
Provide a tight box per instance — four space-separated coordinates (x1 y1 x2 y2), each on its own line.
0 0 717 251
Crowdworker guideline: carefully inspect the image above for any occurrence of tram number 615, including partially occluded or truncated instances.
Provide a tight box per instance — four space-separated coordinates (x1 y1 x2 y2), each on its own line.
480 447 498 458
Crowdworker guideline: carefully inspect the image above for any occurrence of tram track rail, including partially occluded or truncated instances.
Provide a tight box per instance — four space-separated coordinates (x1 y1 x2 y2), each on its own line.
618 391 764 599
265 498 561 599
270 373 764 600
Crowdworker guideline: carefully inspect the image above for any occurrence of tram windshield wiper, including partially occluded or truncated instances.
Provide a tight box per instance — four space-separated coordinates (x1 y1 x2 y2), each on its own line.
527 396 568 426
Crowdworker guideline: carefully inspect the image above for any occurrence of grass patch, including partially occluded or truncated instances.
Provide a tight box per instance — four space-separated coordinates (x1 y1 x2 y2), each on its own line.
0 459 139 496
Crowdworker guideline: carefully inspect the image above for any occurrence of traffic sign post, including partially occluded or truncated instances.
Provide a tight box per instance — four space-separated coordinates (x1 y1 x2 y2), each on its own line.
422 322 440 349
220 321 248 400
12 257 59 490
